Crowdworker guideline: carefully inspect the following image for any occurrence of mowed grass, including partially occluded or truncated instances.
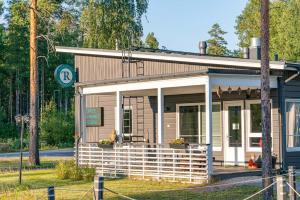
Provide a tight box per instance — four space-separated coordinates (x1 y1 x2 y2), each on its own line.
0 168 262 200
0 157 72 170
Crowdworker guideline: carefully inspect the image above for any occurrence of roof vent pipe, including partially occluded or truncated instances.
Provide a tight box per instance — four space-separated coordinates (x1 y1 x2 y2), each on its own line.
249 37 261 60
242 47 249 59
274 53 279 61
199 41 207 55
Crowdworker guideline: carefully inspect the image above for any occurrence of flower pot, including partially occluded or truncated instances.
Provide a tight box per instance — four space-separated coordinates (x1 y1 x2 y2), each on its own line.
97 144 114 149
169 144 188 149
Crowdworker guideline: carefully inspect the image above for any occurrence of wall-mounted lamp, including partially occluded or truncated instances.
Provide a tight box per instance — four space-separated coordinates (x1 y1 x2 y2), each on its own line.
237 87 242 95
228 86 232 94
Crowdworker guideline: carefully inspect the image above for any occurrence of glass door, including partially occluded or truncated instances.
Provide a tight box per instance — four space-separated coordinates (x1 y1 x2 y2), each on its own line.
224 101 245 166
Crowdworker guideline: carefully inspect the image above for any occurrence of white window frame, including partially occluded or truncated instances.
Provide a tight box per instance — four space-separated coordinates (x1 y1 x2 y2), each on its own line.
123 106 133 137
176 102 222 151
245 100 273 152
285 99 300 152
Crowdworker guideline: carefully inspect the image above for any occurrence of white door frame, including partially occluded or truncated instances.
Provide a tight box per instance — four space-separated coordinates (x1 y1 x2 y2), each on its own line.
223 101 245 166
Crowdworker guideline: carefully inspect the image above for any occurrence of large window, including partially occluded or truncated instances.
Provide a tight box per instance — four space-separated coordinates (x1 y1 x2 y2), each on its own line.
177 103 222 149
246 100 272 151
179 105 199 143
286 100 300 150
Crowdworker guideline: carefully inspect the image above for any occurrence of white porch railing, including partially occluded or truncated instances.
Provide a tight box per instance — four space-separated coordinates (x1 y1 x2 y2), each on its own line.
77 143 209 183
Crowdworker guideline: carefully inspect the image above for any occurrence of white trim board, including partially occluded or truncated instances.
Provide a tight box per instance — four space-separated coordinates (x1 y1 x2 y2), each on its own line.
56 46 286 70
82 74 278 95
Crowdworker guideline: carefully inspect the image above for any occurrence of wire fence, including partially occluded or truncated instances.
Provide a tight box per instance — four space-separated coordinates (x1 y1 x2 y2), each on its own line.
1 168 300 199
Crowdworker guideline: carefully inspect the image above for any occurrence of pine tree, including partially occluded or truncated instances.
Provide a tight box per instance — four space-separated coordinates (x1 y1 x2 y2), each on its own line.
145 32 159 49
207 23 229 56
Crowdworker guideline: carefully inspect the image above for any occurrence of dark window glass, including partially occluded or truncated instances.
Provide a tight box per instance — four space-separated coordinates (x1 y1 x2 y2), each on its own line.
228 106 242 147
250 137 261 147
123 109 132 134
179 105 199 143
250 104 262 133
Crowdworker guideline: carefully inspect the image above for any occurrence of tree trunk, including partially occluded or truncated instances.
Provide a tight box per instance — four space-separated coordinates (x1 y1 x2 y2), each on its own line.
261 0 273 199
29 0 40 166
9 74 13 123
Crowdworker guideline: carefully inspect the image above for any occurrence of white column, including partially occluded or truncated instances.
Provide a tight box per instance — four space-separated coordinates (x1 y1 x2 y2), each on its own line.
80 93 86 143
157 88 164 144
205 78 213 177
115 91 123 143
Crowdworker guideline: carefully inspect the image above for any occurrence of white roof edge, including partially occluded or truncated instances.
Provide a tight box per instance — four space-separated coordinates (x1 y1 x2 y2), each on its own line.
55 46 286 70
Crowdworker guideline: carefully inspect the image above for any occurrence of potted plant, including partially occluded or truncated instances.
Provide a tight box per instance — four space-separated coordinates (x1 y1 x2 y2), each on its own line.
98 139 114 149
169 138 188 149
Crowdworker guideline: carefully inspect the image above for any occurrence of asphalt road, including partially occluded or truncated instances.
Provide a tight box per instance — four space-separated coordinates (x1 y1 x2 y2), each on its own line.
0 148 74 158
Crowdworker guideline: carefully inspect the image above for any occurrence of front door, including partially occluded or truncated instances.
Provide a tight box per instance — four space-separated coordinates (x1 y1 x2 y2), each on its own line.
224 101 245 166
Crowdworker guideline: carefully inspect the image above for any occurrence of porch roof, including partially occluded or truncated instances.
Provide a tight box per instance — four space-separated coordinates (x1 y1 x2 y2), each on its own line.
78 69 279 95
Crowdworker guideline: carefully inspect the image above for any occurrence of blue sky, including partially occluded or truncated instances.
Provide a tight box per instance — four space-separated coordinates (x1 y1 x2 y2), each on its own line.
142 0 248 52
1 0 248 52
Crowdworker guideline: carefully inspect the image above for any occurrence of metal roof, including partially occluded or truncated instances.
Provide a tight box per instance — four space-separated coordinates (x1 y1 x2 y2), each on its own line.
56 46 290 70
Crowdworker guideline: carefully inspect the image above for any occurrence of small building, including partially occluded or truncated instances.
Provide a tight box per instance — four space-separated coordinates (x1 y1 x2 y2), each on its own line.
56 38 300 183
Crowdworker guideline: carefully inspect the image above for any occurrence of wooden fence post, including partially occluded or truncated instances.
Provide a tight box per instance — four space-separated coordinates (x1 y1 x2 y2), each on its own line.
288 166 296 200
47 186 55 200
276 176 286 200
94 176 104 200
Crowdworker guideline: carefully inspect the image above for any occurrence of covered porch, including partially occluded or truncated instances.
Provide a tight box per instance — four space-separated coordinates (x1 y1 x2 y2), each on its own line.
77 72 279 181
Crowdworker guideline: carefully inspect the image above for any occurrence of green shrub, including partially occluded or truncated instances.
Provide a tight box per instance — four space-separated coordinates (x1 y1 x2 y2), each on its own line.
69 165 83 181
55 161 74 180
55 161 96 181
81 167 96 181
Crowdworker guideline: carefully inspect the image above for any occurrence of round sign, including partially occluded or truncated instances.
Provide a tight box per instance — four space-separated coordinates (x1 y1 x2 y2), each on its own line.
54 64 76 88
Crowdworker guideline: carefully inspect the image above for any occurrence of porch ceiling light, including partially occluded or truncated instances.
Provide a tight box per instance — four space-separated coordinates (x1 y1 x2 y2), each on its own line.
238 87 242 95
256 88 261 94
227 86 232 94
217 86 223 98
247 88 251 96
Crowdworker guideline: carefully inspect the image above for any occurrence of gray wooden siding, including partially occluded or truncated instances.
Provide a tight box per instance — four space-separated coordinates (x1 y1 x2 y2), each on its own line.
283 74 300 168
75 55 249 83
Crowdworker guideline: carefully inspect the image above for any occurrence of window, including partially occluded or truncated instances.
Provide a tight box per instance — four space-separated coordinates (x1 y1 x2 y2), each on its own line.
249 103 262 148
179 105 199 143
246 100 272 151
250 104 262 133
286 100 300 150
200 105 222 148
177 103 222 149
123 109 132 135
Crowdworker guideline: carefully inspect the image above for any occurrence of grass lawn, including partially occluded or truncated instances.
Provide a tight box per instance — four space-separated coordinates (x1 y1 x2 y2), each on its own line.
0 157 72 171
0 168 263 200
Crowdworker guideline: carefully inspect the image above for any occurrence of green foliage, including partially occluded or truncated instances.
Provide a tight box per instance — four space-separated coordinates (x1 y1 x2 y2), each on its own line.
80 0 148 49
207 23 229 56
169 138 186 145
40 100 74 146
145 32 159 49
56 160 95 181
235 0 300 61
81 167 96 181
56 160 74 180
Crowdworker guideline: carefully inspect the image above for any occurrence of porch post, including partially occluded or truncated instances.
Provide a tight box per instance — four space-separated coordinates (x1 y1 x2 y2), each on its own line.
205 77 213 177
158 88 164 144
79 91 86 143
116 91 123 143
